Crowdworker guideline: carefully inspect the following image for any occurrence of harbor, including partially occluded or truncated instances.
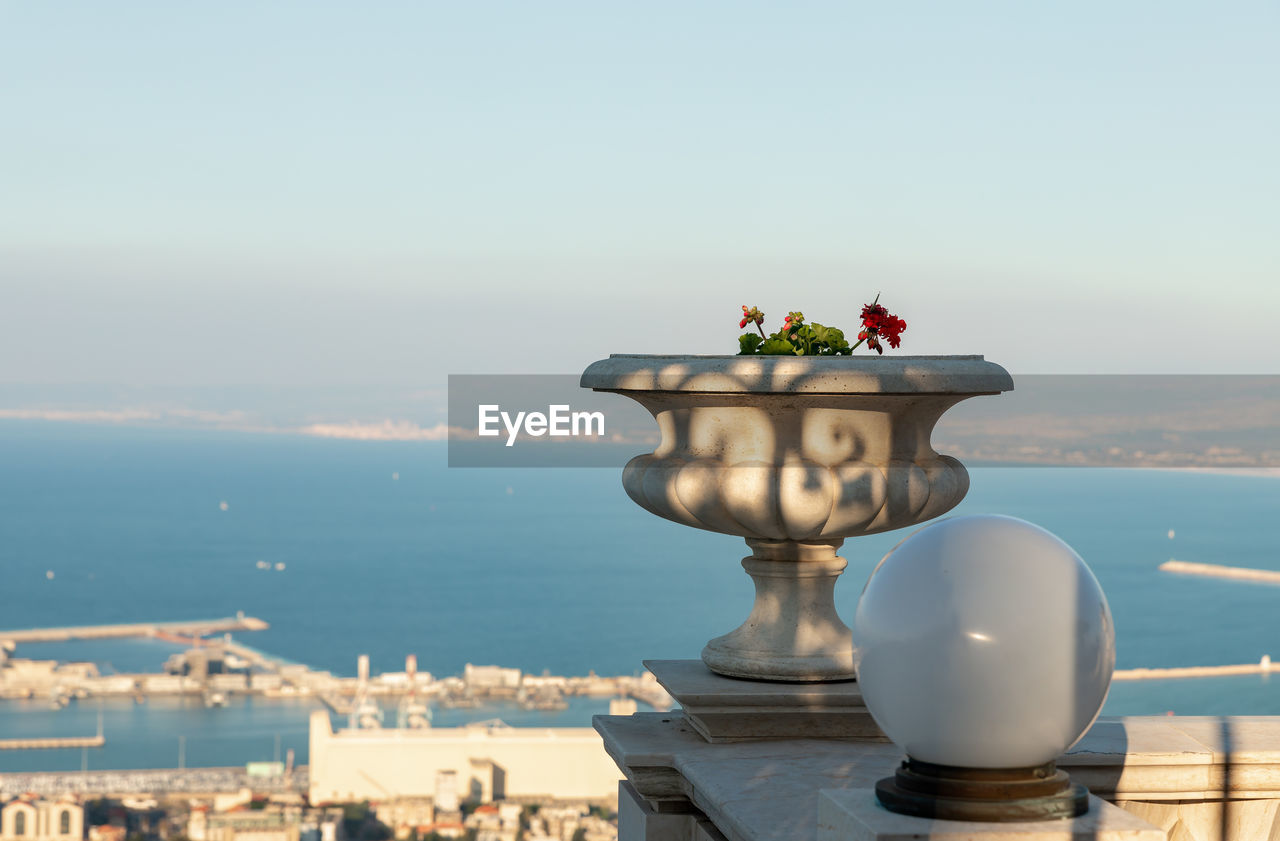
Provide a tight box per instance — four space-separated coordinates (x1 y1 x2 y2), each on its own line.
0 616 672 712
0 615 673 771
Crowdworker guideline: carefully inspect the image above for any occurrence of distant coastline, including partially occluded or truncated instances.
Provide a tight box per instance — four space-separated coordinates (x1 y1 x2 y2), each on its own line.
3 415 1277 471
5 373 1279 467
1170 466 1280 479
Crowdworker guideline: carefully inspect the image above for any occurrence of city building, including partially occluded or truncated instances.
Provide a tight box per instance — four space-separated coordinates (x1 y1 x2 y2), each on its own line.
0 796 84 841
188 804 344 841
370 798 433 840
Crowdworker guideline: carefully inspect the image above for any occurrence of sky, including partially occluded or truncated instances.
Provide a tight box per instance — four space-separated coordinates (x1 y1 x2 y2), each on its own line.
2 2 1277 416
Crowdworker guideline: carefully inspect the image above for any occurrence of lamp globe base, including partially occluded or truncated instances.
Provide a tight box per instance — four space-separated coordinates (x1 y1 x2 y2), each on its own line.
874 758 1088 823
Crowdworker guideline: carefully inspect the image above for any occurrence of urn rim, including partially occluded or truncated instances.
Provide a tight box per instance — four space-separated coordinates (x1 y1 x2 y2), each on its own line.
580 354 1014 395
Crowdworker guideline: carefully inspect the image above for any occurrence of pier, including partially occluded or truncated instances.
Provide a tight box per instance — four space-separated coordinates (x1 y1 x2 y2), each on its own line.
0 615 269 644
1114 656 1274 681
0 735 104 750
0 712 104 750
1159 559 1280 585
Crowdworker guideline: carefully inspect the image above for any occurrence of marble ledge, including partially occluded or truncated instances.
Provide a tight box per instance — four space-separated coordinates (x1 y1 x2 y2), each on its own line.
1064 716 1280 800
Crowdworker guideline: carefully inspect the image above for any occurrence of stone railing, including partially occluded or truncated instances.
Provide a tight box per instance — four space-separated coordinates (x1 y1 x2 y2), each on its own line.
1067 716 1280 841
598 662 1280 841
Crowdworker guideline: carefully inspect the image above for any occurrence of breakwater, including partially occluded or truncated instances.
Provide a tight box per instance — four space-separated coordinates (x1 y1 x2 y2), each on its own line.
0 616 269 644
0 735 104 750
1114 656 1274 681
1159 559 1280 584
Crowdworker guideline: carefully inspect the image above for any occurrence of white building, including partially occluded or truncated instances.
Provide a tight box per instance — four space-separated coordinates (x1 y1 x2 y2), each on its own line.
307 711 619 804
463 664 521 690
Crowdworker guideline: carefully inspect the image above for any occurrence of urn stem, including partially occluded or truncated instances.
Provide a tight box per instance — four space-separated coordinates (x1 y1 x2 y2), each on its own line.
701 539 857 681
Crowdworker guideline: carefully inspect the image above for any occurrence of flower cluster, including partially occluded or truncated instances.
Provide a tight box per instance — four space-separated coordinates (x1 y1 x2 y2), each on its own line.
857 300 907 355
736 298 906 356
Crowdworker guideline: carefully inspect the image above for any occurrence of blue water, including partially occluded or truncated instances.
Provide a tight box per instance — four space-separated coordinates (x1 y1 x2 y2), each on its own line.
1 422 1279 770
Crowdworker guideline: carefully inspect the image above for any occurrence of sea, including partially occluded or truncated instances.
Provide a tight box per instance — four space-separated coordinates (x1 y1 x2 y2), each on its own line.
1 422 1278 772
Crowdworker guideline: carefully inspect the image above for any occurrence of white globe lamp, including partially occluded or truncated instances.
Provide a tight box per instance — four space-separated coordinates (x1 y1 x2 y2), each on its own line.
853 514 1115 821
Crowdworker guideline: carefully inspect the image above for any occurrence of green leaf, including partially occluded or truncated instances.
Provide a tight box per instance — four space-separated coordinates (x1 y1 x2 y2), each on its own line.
738 333 763 355
759 338 795 355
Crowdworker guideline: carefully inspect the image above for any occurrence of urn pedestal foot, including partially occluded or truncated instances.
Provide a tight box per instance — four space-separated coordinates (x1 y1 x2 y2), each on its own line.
701 538 857 682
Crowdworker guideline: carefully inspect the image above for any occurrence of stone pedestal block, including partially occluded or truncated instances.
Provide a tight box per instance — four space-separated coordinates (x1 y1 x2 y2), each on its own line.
646 659 884 743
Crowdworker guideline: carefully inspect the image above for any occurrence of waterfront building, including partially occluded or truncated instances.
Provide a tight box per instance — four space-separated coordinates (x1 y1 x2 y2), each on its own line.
0 796 83 841
0 661 98 699
307 712 619 805
463 665 522 692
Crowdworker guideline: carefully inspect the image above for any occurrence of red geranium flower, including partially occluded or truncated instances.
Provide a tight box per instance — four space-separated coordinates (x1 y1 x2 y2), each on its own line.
734 296 904 355
855 297 906 354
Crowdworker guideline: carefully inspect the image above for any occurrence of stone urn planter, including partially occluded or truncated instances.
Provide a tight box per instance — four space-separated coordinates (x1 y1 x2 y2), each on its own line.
580 354 1013 682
